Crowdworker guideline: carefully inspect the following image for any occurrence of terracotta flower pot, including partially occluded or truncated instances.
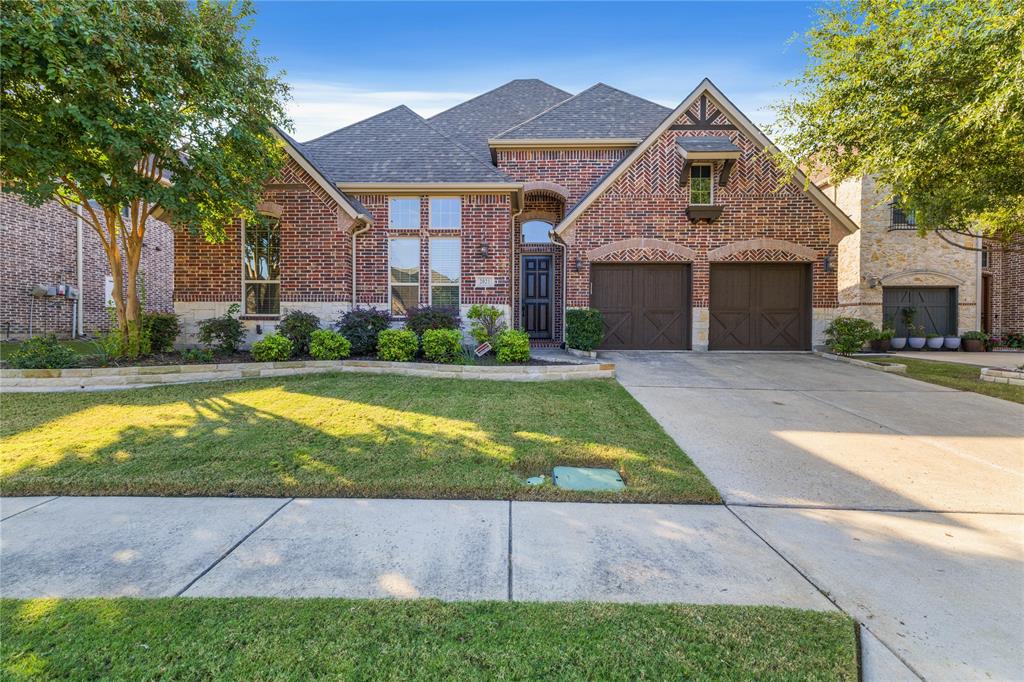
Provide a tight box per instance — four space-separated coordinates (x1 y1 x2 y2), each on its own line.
963 339 985 352
869 338 891 352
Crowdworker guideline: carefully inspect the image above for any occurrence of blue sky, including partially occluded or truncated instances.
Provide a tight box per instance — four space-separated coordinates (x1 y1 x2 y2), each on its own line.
250 1 823 140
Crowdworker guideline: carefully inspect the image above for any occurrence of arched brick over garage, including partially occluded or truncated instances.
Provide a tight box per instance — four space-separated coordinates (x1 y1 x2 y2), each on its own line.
707 238 817 262
587 238 697 263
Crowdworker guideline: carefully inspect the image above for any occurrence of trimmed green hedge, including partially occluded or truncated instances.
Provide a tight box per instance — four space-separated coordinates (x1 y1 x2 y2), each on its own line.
377 329 418 362
309 330 351 360
566 308 604 351
495 329 530 364
250 334 293 362
422 328 463 364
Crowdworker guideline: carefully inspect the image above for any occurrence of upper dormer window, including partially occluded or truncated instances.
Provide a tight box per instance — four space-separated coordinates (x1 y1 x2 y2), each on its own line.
389 197 420 229
690 165 713 205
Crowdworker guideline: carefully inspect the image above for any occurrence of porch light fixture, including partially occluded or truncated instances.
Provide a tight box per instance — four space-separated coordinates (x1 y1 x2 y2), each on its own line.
574 256 585 272
823 254 834 273
478 241 491 259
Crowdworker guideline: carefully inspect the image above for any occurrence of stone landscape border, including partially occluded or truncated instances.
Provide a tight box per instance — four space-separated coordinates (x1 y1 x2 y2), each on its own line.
814 351 907 374
1 358 616 393
980 367 1024 386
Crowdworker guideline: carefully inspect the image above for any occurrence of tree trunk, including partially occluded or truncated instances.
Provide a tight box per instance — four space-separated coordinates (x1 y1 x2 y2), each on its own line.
105 240 130 350
124 236 144 356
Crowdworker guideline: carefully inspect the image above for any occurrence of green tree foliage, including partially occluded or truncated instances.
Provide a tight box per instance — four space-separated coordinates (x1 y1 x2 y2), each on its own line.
1 0 290 354
773 0 1023 243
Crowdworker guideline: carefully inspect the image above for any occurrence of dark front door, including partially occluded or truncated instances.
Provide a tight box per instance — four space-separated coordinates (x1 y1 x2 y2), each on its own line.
590 263 691 350
882 287 957 336
982 274 992 333
522 255 552 338
709 263 811 350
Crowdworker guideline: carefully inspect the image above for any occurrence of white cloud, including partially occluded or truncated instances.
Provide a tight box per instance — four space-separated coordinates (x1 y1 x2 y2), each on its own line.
285 81 477 141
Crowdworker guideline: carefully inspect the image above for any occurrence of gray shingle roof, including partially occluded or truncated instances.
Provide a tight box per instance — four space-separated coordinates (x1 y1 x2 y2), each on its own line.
495 83 673 140
302 105 513 184
273 125 370 216
676 136 741 153
428 79 572 161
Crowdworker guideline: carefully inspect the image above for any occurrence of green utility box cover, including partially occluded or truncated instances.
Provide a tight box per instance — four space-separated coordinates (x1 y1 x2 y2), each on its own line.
552 466 625 492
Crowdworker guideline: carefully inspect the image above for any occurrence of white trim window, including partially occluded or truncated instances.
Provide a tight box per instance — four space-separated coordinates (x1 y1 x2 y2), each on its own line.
389 197 420 230
429 238 460 309
521 219 553 243
389 238 420 316
689 164 713 205
429 197 461 229
243 216 281 315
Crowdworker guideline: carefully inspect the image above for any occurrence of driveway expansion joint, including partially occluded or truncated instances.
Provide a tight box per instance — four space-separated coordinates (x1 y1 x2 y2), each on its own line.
0 496 60 522
176 497 294 596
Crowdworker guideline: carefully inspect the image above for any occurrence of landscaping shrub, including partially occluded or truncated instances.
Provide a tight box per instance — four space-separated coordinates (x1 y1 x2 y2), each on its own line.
824 317 875 355
6 335 78 369
495 329 530 364
377 329 418 362
142 312 181 354
181 348 215 364
337 307 392 356
565 308 605 351
309 330 351 360
250 333 293 362
422 328 463 364
404 306 461 337
277 310 321 354
467 304 506 345
198 304 245 354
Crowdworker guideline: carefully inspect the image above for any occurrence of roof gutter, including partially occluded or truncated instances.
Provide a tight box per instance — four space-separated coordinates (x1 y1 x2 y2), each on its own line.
488 138 641 149
336 182 522 193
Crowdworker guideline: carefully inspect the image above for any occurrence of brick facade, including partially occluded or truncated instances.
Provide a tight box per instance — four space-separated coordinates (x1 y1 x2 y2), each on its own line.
983 237 1024 338
1 191 174 339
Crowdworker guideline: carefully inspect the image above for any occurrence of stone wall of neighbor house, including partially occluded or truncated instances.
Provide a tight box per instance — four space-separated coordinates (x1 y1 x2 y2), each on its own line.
559 98 841 350
174 157 356 346
983 236 1024 337
1 191 174 339
827 175 978 333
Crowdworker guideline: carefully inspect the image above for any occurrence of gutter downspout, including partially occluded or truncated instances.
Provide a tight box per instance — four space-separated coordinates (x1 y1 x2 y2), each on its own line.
350 217 371 311
556 236 568 346
76 203 84 337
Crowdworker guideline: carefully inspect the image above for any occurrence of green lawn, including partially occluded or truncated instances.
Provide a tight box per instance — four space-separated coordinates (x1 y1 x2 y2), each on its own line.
0 598 858 681
0 373 718 502
886 357 1024 404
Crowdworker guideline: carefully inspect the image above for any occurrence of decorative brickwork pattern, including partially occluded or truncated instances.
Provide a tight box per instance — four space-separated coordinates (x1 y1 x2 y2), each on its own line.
1 191 174 338
496 148 629 207
587 238 696 262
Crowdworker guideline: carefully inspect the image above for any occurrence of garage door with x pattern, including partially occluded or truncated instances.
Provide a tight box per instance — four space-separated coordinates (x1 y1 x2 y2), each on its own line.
590 263 691 350
709 263 811 351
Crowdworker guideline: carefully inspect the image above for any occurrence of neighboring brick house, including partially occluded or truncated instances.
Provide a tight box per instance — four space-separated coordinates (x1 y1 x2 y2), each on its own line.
174 78 864 351
1 191 174 339
821 174 1023 339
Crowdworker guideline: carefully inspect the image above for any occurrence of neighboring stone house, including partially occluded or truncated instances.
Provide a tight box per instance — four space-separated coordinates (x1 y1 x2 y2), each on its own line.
173 78 863 351
820 174 1022 339
1 191 174 339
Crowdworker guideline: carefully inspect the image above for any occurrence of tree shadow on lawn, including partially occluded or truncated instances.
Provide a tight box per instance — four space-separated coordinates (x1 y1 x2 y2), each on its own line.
0 373 719 502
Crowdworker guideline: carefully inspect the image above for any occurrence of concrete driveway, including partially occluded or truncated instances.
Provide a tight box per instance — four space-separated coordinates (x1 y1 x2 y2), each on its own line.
610 351 1024 681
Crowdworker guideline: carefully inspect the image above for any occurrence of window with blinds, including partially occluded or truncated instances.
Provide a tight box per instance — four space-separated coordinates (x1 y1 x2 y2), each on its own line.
389 197 420 229
430 238 460 309
243 216 280 315
389 238 419 316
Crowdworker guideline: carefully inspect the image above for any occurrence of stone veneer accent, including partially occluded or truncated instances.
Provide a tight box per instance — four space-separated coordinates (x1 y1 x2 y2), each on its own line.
979 367 1024 385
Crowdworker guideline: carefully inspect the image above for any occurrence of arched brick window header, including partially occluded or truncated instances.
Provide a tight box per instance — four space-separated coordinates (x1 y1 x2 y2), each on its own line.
523 181 571 202
707 238 817 262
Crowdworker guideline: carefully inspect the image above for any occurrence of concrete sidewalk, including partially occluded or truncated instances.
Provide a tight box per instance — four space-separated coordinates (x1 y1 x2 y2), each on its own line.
0 496 830 609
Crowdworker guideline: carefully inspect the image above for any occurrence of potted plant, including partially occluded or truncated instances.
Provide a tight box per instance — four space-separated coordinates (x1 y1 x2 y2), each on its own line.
962 330 989 352
869 326 895 352
926 333 944 350
892 308 915 350
907 324 927 350
943 334 962 350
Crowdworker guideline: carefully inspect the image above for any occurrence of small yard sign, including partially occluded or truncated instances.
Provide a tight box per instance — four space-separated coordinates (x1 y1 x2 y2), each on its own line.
474 341 492 357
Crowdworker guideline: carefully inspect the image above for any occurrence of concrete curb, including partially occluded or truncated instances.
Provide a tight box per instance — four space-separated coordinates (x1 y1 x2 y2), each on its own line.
979 367 1024 386
1 358 615 393
814 351 907 374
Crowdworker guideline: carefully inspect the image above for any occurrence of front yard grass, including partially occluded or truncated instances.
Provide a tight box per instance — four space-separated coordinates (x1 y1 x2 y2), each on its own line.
0 598 858 680
886 357 1024 405
0 373 719 502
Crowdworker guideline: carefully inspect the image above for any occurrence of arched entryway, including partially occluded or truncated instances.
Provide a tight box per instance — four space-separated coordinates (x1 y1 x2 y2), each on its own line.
515 190 565 342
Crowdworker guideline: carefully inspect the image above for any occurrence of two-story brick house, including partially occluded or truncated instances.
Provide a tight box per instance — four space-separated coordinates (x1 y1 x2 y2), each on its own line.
174 78 863 351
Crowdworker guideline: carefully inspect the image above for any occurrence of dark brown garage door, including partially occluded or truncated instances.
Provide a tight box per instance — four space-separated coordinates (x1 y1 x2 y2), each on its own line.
882 287 957 336
709 263 811 350
591 263 691 350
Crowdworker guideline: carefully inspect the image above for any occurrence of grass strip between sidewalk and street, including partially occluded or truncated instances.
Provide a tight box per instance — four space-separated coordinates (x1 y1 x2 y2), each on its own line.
0 372 719 503
882 357 1024 404
0 598 858 681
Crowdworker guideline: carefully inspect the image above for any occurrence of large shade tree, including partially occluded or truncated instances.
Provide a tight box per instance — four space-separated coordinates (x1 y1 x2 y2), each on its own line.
1 0 289 354
773 0 1023 245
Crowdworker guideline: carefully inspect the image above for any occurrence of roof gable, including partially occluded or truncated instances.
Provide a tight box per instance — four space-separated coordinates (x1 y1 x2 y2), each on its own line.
302 106 514 185
494 83 672 141
428 79 572 161
554 79 858 236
